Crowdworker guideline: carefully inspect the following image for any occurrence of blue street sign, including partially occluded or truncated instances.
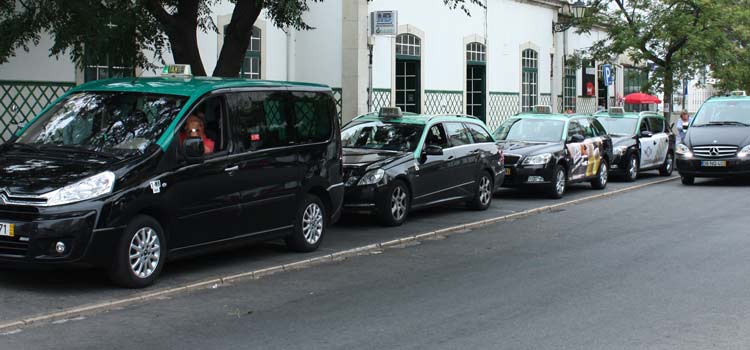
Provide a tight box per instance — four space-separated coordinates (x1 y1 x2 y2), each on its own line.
602 64 613 87
683 78 689 95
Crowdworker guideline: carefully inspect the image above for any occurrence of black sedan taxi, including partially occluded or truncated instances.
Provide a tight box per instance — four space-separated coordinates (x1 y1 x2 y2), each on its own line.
676 92 750 184
494 108 613 198
341 108 504 226
594 108 675 181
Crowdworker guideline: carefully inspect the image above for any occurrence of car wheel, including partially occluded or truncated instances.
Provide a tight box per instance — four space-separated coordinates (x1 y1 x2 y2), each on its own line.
624 154 639 182
377 180 410 226
546 165 567 199
681 175 695 185
467 172 493 211
108 215 166 289
659 152 675 176
591 160 608 190
285 194 326 252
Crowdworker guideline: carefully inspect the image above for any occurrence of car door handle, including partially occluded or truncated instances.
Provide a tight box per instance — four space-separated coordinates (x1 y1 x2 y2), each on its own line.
224 166 239 173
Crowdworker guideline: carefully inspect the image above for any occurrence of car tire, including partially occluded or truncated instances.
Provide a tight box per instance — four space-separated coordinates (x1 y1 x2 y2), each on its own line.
659 152 675 176
546 165 567 199
285 194 326 253
591 160 608 190
377 179 410 226
681 175 695 185
108 215 167 289
467 171 493 211
623 153 639 182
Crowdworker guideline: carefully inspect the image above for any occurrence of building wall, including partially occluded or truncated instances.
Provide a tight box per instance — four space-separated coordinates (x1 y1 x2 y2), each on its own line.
0 34 76 82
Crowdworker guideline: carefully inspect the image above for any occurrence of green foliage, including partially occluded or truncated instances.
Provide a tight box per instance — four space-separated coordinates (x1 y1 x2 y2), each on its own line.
710 0 750 92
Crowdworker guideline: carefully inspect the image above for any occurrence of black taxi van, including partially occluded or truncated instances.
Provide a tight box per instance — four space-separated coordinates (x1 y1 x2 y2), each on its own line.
0 66 343 288
341 108 504 226
494 106 613 198
676 92 750 184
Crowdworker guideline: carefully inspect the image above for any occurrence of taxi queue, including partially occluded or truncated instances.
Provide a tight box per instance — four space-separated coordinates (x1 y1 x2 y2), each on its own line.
0 67 742 288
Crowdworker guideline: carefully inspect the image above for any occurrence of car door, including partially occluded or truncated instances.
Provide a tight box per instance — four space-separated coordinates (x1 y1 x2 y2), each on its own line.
565 119 588 181
580 117 607 179
638 117 657 168
169 95 242 249
648 117 670 167
412 123 452 206
225 89 301 237
443 122 478 197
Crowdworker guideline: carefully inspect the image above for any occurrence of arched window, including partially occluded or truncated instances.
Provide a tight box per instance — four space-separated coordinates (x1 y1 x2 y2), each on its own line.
466 42 486 63
396 34 421 57
395 33 422 113
563 63 576 112
466 42 486 120
521 49 539 112
241 26 262 79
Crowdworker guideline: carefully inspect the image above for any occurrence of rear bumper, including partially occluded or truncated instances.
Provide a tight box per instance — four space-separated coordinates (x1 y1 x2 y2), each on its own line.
676 156 750 177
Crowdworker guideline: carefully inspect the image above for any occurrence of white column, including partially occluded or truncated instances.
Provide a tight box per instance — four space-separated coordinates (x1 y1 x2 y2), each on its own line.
341 0 369 123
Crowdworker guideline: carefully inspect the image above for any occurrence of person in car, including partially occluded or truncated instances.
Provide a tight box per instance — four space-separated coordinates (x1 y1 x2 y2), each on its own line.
180 114 215 154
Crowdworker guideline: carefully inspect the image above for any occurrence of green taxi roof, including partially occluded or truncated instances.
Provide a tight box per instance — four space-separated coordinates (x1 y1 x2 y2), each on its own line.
511 113 582 122
349 112 485 125
71 77 330 97
705 96 750 103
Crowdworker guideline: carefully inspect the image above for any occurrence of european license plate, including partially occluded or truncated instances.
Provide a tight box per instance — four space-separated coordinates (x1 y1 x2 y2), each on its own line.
701 160 727 167
505 168 512 176
0 223 14 238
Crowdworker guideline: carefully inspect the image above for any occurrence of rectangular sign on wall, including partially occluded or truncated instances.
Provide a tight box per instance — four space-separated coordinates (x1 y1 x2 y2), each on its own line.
370 11 398 36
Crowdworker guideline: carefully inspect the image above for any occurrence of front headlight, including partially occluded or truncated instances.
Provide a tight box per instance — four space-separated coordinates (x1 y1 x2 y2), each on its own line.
676 144 692 158
357 169 386 186
613 146 628 156
42 171 116 206
738 145 750 158
522 153 553 165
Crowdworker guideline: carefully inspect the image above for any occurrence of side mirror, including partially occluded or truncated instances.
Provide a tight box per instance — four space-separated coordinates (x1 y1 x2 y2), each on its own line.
183 137 205 162
567 134 585 143
640 130 654 138
423 144 444 156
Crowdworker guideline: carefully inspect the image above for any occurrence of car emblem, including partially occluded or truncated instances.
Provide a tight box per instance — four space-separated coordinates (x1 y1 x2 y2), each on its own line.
713 140 718 144
709 147 720 156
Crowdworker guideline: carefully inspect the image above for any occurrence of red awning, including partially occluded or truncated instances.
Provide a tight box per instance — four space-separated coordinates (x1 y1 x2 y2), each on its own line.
624 92 662 104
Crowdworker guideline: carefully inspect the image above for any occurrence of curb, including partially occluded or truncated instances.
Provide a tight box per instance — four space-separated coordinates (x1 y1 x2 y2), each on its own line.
0 177 677 333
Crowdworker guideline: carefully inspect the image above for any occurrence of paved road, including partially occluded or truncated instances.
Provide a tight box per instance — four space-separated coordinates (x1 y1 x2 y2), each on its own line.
6 175 750 348
0 173 668 324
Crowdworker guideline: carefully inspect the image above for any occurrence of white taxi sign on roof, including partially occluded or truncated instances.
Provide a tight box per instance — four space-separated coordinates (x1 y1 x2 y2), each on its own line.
729 90 747 97
161 64 192 77
608 107 625 115
379 106 403 119
532 105 552 114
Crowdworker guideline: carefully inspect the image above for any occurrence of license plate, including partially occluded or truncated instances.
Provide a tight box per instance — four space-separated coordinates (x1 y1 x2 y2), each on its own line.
701 160 727 167
0 223 14 238
505 168 512 176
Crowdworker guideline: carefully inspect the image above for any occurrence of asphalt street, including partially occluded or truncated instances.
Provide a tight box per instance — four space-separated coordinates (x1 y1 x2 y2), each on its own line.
4 175 750 349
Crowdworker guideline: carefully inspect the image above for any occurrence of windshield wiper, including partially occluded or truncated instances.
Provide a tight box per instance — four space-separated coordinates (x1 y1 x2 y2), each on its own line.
9 143 41 153
703 121 750 126
38 145 123 160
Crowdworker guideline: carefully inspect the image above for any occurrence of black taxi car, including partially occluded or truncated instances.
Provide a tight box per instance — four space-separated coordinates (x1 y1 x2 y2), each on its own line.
494 107 613 198
594 108 675 181
0 66 343 288
676 92 750 184
341 108 504 226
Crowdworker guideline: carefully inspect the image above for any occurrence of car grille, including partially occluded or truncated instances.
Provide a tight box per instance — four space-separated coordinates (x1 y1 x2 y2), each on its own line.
692 145 738 158
504 154 522 166
0 237 28 257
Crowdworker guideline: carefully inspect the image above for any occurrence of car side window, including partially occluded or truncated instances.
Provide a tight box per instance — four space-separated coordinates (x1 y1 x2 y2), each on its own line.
290 91 333 144
464 123 493 143
444 122 472 147
567 120 584 140
647 117 665 133
639 118 650 133
178 95 229 157
591 118 607 136
226 91 291 151
577 118 597 138
425 123 450 148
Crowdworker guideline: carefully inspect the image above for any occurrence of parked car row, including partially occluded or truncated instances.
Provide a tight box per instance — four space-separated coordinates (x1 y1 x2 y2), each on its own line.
1 67 738 288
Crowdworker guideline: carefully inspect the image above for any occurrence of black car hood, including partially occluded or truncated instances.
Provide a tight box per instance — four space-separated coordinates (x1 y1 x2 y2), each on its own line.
611 135 637 148
343 148 409 170
0 148 120 195
686 125 750 147
496 140 562 156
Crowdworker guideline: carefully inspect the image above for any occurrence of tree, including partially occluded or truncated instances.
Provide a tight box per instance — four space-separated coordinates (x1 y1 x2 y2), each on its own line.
710 1 750 93
2 0 485 78
576 0 738 118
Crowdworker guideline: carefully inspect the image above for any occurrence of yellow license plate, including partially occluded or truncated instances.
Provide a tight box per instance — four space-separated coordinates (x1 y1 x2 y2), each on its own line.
0 223 14 238
505 168 512 176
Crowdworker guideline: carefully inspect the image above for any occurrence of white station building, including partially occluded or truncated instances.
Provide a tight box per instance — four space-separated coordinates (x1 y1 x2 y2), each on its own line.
0 0 666 139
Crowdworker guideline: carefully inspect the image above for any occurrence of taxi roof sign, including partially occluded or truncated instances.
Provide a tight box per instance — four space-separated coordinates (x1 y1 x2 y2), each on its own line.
379 106 403 119
729 90 747 97
608 107 625 115
532 105 552 114
161 64 193 77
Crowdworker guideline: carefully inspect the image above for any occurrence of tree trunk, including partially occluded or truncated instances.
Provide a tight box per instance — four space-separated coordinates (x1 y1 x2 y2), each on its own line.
142 0 206 76
213 0 263 77
663 66 674 121
166 25 207 76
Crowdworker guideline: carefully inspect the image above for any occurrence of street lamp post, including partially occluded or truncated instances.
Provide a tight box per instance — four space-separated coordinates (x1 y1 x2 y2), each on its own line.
553 1 587 113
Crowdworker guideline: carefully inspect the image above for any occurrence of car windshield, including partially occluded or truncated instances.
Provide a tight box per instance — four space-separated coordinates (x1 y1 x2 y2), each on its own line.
692 100 750 127
494 118 564 142
15 91 187 156
596 117 638 135
342 120 424 152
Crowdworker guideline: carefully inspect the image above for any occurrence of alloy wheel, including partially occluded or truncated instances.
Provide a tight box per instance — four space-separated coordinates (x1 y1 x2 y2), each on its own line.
129 227 161 279
555 169 566 196
629 158 638 179
600 163 608 185
478 176 492 206
302 203 324 245
391 186 408 221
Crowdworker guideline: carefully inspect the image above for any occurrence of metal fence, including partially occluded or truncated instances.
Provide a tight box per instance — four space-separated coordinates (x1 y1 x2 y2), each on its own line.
424 90 463 115
0 80 75 142
576 96 597 114
487 92 521 130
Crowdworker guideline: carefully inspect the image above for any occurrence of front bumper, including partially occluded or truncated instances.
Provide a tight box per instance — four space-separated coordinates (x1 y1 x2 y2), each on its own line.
342 183 388 213
676 155 750 177
502 164 555 186
0 203 122 269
